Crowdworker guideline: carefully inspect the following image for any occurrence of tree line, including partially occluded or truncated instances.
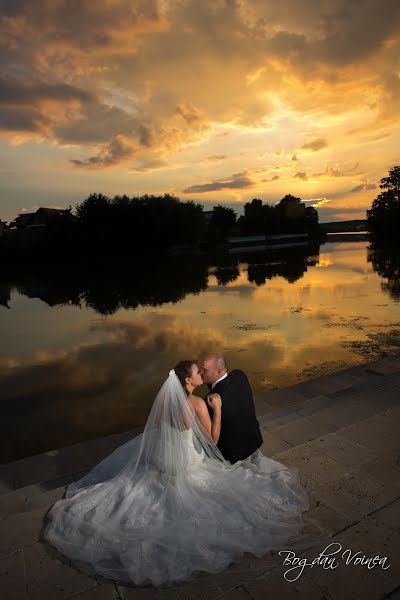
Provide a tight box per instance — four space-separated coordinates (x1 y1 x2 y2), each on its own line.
75 192 320 243
1 164 397 261
1 193 323 260
0 243 320 314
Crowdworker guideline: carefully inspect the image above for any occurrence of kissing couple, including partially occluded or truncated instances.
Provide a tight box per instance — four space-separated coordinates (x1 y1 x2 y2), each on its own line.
42 352 310 586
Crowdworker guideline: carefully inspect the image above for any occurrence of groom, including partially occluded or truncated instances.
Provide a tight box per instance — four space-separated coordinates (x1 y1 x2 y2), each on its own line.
200 352 263 464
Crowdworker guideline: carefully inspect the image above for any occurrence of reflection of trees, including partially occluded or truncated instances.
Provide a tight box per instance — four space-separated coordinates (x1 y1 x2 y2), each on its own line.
1 255 209 315
244 245 319 285
367 239 400 302
214 265 241 285
211 242 320 286
1 242 322 313
247 259 304 285
0 281 11 308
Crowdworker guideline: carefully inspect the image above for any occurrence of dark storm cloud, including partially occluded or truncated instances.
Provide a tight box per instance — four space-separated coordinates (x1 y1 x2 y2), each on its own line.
0 0 26 16
0 76 96 106
0 74 154 162
0 75 97 134
0 106 47 132
316 0 400 65
54 104 142 145
262 0 400 67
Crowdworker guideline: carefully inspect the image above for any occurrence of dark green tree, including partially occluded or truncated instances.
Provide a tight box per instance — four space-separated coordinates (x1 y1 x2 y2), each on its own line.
75 193 110 224
305 205 319 225
240 199 265 235
367 166 400 236
240 195 319 236
211 205 237 234
72 193 207 256
278 194 302 205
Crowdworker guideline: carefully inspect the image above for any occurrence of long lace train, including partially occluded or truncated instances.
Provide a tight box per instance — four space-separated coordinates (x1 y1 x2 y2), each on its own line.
42 429 311 586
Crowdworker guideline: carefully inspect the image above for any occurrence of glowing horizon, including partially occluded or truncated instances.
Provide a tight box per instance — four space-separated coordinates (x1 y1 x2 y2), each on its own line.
1 1 399 223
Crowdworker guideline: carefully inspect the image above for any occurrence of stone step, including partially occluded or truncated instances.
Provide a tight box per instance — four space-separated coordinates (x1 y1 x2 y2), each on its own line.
255 358 400 415
3 388 397 523
0 476 73 520
0 505 49 559
1 358 398 520
0 427 142 496
1 403 396 527
259 379 400 456
256 370 400 424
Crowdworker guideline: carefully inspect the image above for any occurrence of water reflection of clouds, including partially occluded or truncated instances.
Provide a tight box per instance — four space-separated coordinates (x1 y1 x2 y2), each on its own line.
0 316 221 460
308 309 336 321
322 243 368 255
2 240 400 461
1 313 290 461
0 292 91 361
206 284 255 297
315 257 333 268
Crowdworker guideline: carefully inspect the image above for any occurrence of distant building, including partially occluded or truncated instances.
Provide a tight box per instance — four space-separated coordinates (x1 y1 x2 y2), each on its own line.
9 212 35 229
26 207 76 229
0 220 8 237
10 208 76 230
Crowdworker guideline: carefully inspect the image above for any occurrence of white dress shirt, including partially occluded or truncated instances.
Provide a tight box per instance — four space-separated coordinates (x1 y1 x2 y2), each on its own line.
211 372 228 389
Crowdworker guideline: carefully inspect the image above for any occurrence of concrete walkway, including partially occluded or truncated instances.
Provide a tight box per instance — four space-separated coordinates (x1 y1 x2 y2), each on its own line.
1 355 400 600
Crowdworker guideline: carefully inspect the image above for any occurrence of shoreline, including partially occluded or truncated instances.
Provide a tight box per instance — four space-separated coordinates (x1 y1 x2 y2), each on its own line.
2 345 400 466
1 353 400 598
1 352 398 473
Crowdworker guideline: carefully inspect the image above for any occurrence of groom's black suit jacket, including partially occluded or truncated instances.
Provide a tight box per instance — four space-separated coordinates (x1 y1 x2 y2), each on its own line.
207 370 263 463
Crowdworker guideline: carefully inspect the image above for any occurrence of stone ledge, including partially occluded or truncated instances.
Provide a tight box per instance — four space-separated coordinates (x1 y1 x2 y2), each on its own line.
0 355 399 599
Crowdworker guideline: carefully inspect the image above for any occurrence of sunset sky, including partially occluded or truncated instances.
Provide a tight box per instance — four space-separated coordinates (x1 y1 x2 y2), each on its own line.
1 0 399 223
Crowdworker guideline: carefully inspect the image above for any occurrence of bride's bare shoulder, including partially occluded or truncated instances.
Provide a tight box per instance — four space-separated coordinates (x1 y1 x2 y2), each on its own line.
188 394 206 407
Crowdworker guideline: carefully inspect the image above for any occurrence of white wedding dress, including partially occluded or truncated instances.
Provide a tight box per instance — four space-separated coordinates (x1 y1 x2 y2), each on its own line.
43 372 311 586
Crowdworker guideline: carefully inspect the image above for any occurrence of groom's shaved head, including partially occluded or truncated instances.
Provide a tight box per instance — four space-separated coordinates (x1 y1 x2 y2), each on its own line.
200 352 227 384
203 352 226 370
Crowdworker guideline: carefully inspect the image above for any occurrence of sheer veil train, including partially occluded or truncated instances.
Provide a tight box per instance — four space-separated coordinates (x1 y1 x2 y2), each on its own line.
42 368 324 586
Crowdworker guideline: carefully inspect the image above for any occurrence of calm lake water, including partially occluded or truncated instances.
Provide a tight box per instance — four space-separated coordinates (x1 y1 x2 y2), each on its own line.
1 236 400 463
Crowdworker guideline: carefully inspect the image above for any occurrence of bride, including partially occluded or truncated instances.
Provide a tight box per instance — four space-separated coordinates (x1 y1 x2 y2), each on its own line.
42 360 310 586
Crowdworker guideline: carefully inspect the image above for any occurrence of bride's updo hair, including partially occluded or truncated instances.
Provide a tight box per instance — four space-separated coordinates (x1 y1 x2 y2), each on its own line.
174 360 195 396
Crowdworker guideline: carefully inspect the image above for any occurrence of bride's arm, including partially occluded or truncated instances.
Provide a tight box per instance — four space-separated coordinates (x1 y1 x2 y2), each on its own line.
191 396 221 444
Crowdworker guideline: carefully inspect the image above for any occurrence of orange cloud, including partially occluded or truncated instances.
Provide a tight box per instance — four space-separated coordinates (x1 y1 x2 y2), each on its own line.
71 134 137 168
0 0 399 221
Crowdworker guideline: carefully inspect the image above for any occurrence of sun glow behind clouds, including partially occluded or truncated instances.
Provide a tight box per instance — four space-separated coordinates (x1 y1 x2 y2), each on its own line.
305 198 331 208
0 0 399 221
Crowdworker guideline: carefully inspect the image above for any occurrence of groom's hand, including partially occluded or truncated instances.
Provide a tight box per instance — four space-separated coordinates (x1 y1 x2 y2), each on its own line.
207 393 222 412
